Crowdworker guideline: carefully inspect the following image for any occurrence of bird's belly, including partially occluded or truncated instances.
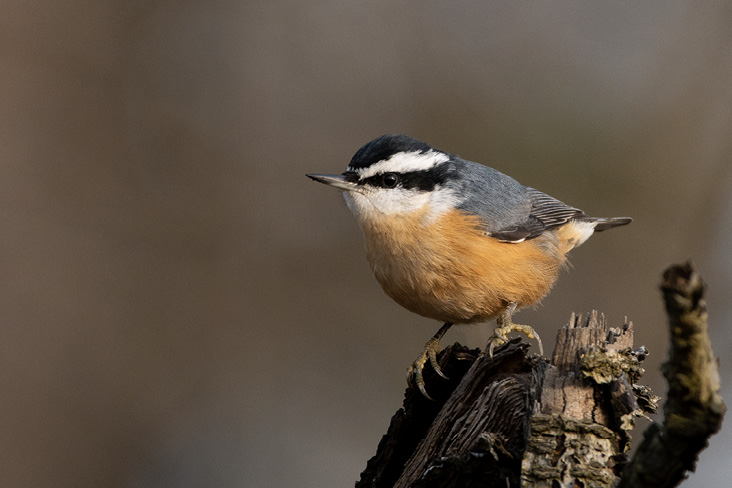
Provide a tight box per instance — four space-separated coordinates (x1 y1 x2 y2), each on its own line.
361 210 564 324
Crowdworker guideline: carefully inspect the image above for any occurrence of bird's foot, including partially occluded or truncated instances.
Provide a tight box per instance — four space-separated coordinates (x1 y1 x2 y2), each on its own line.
487 304 544 358
407 322 452 400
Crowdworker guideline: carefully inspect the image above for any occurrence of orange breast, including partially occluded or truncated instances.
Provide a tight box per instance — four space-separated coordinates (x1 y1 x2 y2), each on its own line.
360 209 566 324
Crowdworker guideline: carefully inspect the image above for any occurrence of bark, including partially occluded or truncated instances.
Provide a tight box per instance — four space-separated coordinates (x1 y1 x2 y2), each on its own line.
617 262 726 488
357 262 723 487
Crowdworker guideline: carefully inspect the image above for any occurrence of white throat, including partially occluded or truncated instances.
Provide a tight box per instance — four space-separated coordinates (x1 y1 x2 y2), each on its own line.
343 185 459 223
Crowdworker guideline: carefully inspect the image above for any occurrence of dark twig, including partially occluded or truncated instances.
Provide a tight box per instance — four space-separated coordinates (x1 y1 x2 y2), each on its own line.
618 262 726 488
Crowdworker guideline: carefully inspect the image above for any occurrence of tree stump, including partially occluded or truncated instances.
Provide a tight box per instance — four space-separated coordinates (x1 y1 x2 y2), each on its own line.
521 311 646 488
356 262 723 488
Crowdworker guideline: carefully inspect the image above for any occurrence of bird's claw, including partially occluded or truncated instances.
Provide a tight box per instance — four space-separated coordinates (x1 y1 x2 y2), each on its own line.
488 308 544 359
407 336 449 401
487 335 507 359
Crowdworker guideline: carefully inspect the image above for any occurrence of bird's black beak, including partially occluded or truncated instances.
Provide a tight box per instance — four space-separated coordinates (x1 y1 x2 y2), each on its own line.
306 173 358 192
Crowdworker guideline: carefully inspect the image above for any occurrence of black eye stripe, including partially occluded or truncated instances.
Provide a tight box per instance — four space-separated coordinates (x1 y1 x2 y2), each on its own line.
358 166 451 191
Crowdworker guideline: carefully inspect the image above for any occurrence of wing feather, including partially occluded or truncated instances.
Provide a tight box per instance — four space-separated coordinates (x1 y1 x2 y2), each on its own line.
488 187 587 242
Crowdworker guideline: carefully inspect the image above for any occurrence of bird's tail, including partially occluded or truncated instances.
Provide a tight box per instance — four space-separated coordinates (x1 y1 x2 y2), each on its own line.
593 217 633 232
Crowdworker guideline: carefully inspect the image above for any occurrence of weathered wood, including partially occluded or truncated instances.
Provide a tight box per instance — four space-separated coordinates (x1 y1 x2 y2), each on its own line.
357 263 722 488
358 313 651 488
617 262 726 488
395 340 543 488
356 344 480 488
522 312 645 487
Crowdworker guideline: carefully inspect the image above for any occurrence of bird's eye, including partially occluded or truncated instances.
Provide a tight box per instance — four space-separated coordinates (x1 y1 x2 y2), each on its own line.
382 173 399 188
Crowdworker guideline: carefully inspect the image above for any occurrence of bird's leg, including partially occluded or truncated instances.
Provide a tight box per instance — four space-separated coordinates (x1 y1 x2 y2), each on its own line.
407 322 452 400
487 302 544 358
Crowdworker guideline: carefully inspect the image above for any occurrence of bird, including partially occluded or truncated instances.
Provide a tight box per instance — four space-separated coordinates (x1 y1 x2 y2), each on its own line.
307 134 631 399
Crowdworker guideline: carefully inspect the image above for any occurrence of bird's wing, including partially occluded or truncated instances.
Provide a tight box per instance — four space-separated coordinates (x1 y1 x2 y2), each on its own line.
450 161 587 243
525 187 587 229
488 187 587 243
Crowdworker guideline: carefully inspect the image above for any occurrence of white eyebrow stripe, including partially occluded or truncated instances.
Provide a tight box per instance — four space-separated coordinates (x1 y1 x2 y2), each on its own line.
347 150 450 179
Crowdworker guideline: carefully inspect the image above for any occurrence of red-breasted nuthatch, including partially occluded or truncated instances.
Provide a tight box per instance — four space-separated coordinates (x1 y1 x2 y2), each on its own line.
308 134 631 398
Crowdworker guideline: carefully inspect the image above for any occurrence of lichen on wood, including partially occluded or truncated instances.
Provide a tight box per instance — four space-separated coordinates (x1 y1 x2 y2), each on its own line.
617 262 725 488
357 263 723 488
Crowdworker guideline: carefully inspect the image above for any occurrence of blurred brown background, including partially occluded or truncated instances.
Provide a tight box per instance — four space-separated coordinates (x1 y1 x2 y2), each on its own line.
1 1 731 487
